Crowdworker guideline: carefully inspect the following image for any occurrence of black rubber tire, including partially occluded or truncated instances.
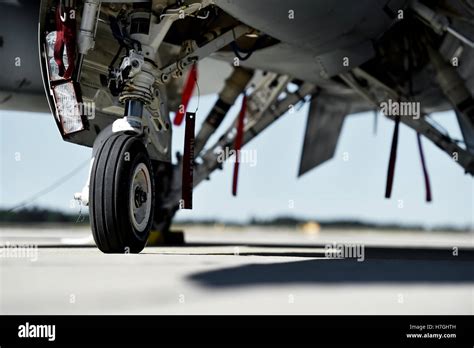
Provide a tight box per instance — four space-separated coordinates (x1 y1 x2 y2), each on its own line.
90 133 155 254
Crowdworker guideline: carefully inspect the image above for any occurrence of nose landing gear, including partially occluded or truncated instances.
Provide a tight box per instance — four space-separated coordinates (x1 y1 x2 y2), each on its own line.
65 0 251 254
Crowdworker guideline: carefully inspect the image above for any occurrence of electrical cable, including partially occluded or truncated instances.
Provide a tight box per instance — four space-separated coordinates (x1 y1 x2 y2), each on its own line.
194 75 201 114
7 159 90 212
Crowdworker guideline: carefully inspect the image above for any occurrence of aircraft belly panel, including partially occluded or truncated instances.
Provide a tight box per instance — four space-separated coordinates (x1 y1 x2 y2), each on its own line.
213 40 374 88
0 1 43 94
214 0 407 54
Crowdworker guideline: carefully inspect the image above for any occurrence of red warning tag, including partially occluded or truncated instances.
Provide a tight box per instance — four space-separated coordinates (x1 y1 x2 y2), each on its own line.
232 94 247 196
174 64 198 126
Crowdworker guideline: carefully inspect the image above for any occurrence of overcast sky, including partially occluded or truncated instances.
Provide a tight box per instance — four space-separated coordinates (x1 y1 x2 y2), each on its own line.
0 95 472 229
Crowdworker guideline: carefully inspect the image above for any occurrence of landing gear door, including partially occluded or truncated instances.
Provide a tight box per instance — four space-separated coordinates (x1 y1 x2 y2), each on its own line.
39 0 87 136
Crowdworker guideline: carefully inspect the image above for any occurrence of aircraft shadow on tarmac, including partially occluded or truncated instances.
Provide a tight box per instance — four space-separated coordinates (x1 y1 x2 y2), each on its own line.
185 244 474 287
187 258 474 287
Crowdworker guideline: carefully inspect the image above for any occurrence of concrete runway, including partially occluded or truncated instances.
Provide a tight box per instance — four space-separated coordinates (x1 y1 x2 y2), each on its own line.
0 225 473 314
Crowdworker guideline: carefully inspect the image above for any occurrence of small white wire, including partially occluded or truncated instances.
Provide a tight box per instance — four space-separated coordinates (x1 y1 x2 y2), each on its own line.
194 74 201 114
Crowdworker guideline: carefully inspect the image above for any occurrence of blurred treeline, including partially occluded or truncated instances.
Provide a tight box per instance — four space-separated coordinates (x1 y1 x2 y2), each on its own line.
0 207 89 224
0 208 470 232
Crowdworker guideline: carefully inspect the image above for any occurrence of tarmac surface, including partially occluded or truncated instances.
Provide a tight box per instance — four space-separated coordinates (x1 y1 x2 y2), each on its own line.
0 225 473 314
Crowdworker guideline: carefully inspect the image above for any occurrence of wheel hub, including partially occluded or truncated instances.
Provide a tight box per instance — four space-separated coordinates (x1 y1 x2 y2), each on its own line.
134 186 147 207
129 162 152 233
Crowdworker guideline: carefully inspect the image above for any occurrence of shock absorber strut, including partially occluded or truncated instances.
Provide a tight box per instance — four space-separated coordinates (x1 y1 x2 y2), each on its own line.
116 50 156 131
116 7 156 130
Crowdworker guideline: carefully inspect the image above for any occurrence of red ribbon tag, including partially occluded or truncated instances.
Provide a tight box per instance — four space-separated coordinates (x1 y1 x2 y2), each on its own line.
232 95 247 196
174 64 198 126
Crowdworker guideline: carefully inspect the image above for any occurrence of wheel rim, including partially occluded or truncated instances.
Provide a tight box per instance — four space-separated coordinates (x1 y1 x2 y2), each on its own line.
129 162 152 233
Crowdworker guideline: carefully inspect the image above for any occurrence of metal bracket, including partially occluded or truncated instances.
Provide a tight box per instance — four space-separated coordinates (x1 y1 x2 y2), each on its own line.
410 0 474 48
154 25 250 85
339 69 474 174
149 0 214 53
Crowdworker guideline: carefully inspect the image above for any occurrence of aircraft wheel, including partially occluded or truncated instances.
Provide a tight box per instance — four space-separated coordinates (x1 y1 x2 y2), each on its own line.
90 133 155 253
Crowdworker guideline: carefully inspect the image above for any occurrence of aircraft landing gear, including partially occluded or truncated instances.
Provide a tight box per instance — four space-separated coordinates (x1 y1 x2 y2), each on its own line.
69 1 250 254
89 132 155 254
